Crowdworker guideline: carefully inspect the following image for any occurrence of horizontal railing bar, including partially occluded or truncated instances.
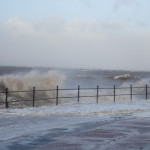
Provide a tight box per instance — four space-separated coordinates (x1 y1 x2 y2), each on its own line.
80 95 96 98
132 87 146 89
100 95 114 97
115 87 130 89
12 99 33 102
1 86 150 93
115 94 130 96
35 89 56 92
59 88 96 90
33 98 55 101
9 90 32 93
99 87 114 89
131 93 149 95
58 96 78 99
80 88 97 90
58 88 78 91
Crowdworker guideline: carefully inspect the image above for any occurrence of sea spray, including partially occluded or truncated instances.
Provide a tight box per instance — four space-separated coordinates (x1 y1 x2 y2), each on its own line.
0 71 65 107
113 78 150 100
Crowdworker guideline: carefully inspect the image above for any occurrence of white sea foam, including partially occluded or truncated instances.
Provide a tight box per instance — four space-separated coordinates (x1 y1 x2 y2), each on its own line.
113 74 131 79
0 70 65 90
0 71 65 106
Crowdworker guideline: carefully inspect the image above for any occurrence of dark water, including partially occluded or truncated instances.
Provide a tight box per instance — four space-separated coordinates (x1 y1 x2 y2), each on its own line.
1 66 150 107
0 66 150 88
62 68 150 88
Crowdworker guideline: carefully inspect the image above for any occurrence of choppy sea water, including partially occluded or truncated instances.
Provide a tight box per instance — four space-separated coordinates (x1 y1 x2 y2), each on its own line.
0 66 150 88
1 66 150 107
63 68 150 88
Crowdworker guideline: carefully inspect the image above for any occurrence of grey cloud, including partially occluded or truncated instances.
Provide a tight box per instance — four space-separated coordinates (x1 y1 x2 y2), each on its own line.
0 17 150 71
34 15 65 33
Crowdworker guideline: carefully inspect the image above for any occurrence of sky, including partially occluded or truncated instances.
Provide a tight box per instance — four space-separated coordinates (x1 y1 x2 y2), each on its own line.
0 0 150 71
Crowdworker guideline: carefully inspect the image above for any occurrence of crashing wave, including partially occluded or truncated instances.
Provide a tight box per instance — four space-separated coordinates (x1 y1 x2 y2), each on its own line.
113 74 132 80
0 71 65 107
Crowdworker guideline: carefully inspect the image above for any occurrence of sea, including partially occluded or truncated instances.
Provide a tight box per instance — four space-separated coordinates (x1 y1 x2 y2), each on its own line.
1 66 150 88
63 68 150 88
0 66 150 107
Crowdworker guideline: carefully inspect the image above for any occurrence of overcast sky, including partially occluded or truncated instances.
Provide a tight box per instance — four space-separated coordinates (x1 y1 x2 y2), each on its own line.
0 0 150 71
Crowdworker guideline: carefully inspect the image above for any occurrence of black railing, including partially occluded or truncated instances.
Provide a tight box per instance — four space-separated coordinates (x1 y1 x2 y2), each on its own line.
0 85 149 108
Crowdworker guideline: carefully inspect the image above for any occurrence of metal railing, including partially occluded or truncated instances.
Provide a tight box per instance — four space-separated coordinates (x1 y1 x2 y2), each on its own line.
0 85 149 108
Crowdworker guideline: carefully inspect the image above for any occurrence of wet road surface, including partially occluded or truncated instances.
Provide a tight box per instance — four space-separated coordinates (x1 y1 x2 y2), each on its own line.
1 115 150 150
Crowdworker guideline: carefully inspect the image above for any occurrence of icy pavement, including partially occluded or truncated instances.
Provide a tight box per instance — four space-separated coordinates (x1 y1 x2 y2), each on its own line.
0 100 150 150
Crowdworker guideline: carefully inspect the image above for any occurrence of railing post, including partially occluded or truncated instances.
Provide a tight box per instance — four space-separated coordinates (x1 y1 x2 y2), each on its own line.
78 85 80 103
5 88 9 108
114 85 115 103
56 86 59 105
146 85 148 100
33 87 35 107
97 85 99 103
130 85 132 100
